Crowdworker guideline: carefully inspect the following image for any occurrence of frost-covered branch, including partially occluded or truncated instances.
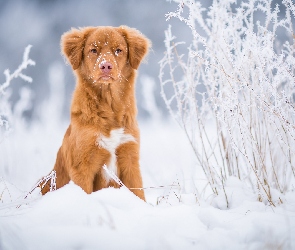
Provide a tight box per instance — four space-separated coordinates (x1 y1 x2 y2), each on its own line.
0 45 35 95
0 45 35 139
161 0 295 206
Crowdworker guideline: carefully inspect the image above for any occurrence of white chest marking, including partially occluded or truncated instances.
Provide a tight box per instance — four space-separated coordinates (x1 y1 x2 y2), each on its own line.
96 128 136 182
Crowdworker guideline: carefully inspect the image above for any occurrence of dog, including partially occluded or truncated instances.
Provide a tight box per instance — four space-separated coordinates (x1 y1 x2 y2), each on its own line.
39 26 150 201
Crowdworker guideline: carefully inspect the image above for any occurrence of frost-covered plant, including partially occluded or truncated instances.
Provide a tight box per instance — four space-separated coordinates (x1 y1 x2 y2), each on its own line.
160 0 295 206
0 45 35 141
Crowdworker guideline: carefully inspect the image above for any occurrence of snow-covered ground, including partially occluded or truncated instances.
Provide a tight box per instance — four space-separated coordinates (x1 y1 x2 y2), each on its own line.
1 0 295 247
0 118 295 249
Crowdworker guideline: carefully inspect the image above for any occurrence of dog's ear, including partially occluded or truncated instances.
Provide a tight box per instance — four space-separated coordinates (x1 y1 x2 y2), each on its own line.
118 26 151 70
61 27 94 70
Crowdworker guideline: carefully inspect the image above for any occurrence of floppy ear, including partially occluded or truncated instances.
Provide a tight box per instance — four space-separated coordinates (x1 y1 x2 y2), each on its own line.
61 27 94 70
118 26 151 70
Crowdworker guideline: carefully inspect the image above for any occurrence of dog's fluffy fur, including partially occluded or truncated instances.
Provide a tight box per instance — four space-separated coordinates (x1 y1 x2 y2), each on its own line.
40 26 150 200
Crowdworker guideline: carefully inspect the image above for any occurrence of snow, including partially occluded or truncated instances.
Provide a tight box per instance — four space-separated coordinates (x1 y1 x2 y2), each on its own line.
1 180 294 249
1 120 295 249
1 0 295 248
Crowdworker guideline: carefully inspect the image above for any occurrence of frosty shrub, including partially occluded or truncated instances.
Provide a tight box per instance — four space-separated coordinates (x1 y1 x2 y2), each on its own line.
160 0 295 206
0 45 35 142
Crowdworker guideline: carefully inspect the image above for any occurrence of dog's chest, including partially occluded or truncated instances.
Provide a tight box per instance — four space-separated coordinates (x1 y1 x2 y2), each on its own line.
96 128 136 182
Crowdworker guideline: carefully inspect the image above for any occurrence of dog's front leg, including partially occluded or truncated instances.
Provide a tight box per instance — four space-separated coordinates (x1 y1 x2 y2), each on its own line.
69 166 95 194
117 142 145 201
69 146 111 194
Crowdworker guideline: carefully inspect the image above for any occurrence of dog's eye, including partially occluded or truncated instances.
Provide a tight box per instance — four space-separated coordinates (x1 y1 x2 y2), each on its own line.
115 48 122 55
90 48 97 54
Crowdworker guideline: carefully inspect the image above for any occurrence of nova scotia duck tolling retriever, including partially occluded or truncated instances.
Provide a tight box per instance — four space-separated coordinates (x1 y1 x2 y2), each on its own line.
39 26 150 201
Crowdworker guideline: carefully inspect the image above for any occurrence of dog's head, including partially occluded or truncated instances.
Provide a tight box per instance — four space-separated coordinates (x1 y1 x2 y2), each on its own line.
61 26 150 85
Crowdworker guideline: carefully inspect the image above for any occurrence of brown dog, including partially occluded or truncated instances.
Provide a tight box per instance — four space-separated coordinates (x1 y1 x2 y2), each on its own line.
40 26 150 200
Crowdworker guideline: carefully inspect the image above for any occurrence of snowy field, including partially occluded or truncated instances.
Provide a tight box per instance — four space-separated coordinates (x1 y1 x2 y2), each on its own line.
1 0 295 248
0 117 295 249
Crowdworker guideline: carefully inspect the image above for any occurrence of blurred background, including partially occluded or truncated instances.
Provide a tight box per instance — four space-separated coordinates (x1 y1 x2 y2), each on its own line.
0 0 290 120
0 0 293 202
0 0 197 121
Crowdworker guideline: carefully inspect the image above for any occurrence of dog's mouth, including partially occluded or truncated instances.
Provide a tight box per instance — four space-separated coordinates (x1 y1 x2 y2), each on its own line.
98 75 115 82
